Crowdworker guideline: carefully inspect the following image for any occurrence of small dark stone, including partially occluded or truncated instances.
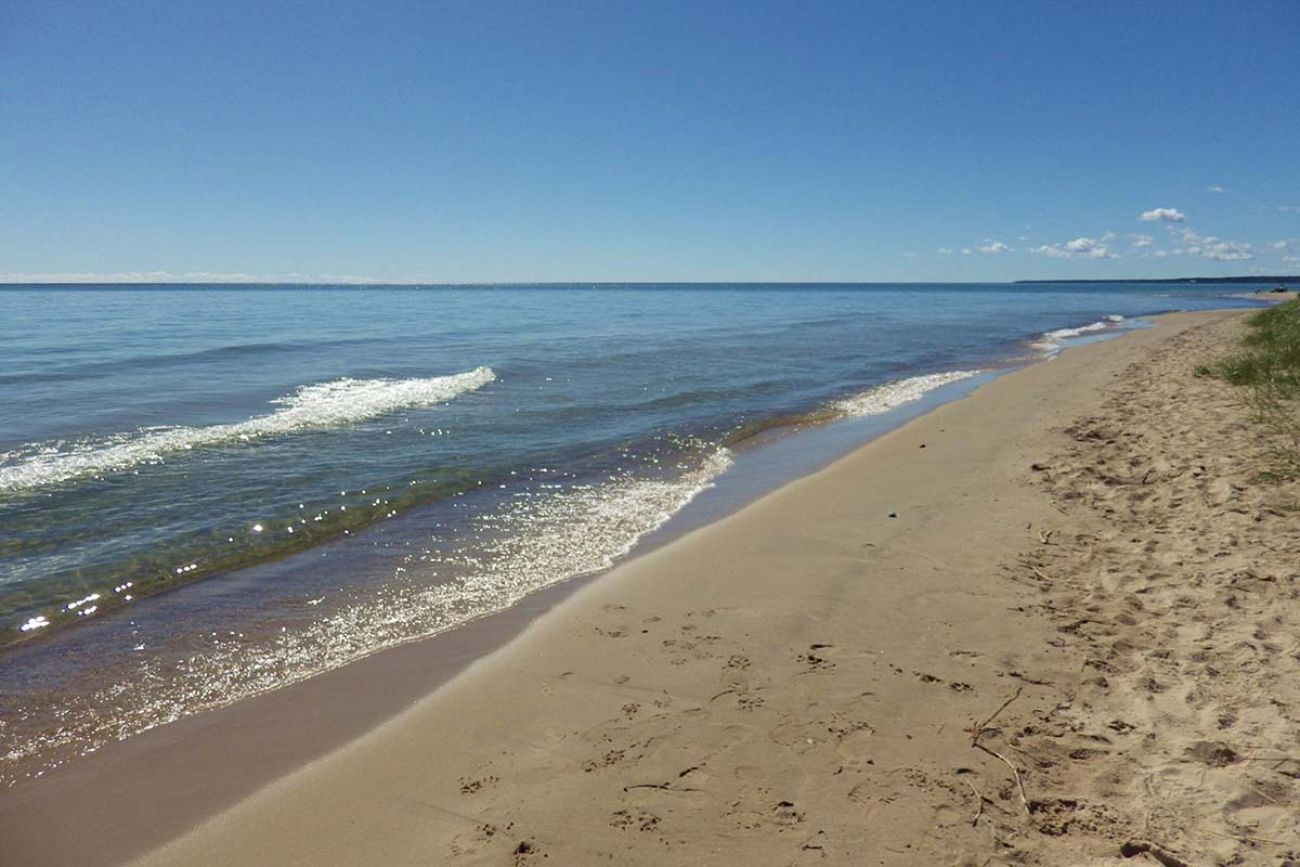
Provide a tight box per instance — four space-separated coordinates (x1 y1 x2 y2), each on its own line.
918 443 926 448
888 512 898 518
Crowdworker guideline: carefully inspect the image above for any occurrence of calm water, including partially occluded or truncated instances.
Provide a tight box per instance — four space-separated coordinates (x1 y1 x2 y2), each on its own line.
0 283 1262 782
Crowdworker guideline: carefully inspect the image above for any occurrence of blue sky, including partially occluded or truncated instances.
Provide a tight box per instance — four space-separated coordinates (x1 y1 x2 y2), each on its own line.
1 1 1297 282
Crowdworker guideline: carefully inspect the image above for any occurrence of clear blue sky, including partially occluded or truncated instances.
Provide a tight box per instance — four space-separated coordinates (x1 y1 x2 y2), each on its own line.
2 1 1297 282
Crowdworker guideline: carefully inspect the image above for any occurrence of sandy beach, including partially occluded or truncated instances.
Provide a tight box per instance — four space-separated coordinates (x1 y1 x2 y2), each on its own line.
6 4 1298 863
7 308 1298 865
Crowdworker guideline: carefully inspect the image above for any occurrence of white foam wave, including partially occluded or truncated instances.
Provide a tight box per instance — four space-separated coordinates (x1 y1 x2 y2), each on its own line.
833 370 982 418
1032 315 1126 354
0 367 496 493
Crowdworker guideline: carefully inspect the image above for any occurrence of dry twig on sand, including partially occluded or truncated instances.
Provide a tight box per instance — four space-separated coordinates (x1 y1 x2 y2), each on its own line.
970 686 1022 744
962 778 985 827
970 687 1030 816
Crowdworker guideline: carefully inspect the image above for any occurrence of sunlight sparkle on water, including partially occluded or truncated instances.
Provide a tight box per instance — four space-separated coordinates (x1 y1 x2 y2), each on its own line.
0 445 732 784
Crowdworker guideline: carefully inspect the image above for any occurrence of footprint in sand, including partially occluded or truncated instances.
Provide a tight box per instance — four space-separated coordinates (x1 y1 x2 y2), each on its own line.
512 840 543 865
609 808 661 832
832 723 876 767
768 718 832 752
771 800 806 827
711 684 767 712
721 800 805 837
458 774 499 795
797 644 836 673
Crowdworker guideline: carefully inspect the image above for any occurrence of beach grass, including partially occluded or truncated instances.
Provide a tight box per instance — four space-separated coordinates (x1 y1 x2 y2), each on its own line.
1206 298 1300 479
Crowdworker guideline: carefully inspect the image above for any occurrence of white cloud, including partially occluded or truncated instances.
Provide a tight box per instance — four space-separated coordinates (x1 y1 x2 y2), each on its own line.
1030 236 1117 260
976 241 1010 254
1140 207 1187 222
1065 238 1111 257
962 248 973 255
1279 205 1300 213
1172 228 1253 261
1206 185 1226 193
901 251 917 258
1130 234 1155 248
1200 244 1253 261
936 247 954 255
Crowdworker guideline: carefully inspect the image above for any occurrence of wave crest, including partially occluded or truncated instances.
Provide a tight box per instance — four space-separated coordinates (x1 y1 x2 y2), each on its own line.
834 370 981 418
0 367 496 493
1032 315 1126 354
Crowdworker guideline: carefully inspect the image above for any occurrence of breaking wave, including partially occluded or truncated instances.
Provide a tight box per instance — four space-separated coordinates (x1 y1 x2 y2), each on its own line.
0 367 496 493
833 370 982 418
1032 315 1126 354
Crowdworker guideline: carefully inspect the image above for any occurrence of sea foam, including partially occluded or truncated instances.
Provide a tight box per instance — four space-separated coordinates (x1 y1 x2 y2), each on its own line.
1032 315 1126 354
0 367 496 493
0 446 734 774
833 370 982 418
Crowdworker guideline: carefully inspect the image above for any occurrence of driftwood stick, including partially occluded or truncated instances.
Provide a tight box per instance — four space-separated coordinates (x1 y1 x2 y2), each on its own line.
962 778 985 827
970 687 1030 816
974 742 1030 815
1027 564 1053 583
970 686 1023 745
622 782 702 793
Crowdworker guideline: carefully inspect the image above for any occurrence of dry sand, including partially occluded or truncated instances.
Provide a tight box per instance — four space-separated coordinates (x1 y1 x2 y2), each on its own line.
14 309 1300 866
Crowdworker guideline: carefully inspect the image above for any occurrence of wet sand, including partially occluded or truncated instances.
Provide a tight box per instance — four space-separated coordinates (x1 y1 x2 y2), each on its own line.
7 308 1298 865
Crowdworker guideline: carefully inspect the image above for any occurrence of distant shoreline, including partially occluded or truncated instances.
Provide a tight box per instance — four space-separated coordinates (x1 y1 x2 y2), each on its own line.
0 277 1296 289
1016 275 1298 285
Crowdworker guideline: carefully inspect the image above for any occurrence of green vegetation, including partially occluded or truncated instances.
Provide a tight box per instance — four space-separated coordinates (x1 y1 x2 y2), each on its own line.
1212 298 1300 479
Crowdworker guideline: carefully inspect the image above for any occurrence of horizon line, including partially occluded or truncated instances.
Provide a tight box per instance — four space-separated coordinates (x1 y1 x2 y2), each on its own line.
0 276 1296 288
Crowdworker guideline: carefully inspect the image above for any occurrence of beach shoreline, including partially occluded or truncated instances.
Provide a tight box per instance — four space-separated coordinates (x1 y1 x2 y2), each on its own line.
5 307 1296 865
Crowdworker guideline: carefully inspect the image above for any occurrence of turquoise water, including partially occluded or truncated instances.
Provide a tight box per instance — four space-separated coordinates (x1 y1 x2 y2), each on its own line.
0 283 1262 781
